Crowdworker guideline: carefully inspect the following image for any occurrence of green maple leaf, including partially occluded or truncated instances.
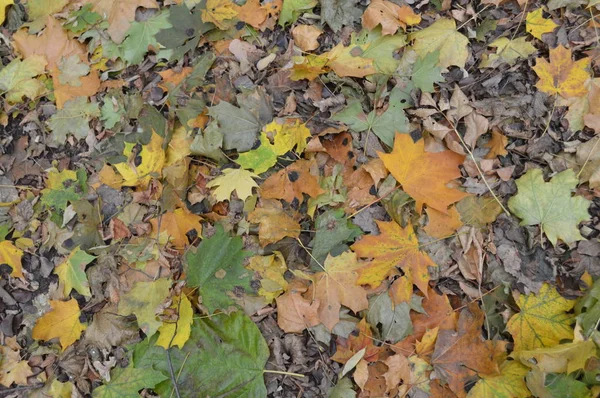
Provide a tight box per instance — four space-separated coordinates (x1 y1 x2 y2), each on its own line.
185 225 251 313
54 247 95 297
58 55 90 87
208 101 260 152
479 37 537 69
236 133 278 174
0 55 47 104
353 28 407 74
310 209 362 268
64 4 102 33
332 86 411 146
92 366 168 398
155 4 212 61
508 168 590 245
411 50 444 93
47 97 100 145
467 361 529 398
279 0 318 26
121 11 172 65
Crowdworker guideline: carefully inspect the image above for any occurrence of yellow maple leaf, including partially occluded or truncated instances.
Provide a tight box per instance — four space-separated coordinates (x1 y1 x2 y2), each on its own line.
352 220 435 293
526 8 558 40
266 119 311 155
201 0 239 30
533 45 591 98
0 338 33 387
507 283 576 353
325 42 376 78
206 168 259 202
149 208 203 250
114 132 165 188
54 247 95 297
156 294 193 349
467 360 530 398
0 0 14 26
0 240 23 279
32 299 86 350
246 252 288 302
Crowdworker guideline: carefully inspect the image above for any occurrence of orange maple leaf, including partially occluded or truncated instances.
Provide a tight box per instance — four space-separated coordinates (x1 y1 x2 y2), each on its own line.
352 220 435 294
261 159 324 204
379 133 468 214
533 45 591 98
248 199 300 246
275 280 320 333
332 318 382 364
431 303 506 398
362 0 421 36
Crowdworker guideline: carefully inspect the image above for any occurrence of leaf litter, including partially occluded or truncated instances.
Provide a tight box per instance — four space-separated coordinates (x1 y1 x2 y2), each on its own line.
0 0 599 397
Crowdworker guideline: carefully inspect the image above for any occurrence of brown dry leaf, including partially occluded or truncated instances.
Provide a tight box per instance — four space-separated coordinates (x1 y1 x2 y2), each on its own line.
275 279 321 332
292 25 321 52
533 45 591 99
332 318 382 364
261 159 324 204
84 0 159 44
298 251 368 330
352 220 435 293
248 199 300 246
32 299 87 351
149 208 202 250
362 0 421 36
484 128 509 159
424 206 463 239
383 354 411 393
431 303 506 397
0 338 33 387
380 133 469 214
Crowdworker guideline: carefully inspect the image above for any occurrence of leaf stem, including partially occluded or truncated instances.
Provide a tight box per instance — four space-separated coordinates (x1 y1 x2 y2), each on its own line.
263 369 305 378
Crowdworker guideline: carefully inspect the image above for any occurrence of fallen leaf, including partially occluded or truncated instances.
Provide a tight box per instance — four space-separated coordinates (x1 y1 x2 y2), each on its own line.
0 240 23 278
185 225 251 313
410 18 469 69
467 360 530 398
0 340 33 387
352 220 435 293
533 45 591 98
292 25 321 51
320 0 361 32
206 168 259 202
298 251 368 330
379 133 469 214
275 279 321 332
0 55 47 104
383 354 410 393
208 101 260 152
507 283 576 352
156 294 194 349
248 199 300 246
118 278 172 337
526 8 558 40
431 303 506 397
238 0 268 29
92 366 168 398
261 159 323 204
32 299 87 350
47 97 100 144
114 132 165 188
424 206 463 239
332 318 382 363
515 340 596 374
150 208 202 250
85 0 159 44
278 0 317 26
54 247 95 297
246 252 288 302
480 37 537 68
456 196 503 227
121 11 172 65
507 168 591 245
362 0 420 36
367 292 414 343
325 42 377 78
484 128 509 159
0 0 13 26
201 0 239 29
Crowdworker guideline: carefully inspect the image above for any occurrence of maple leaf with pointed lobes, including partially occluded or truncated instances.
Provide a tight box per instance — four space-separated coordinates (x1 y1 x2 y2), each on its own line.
533 45 591 98
297 251 368 330
201 0 239 29
0 55 47 104
467 360 530 398
246 252 288 302
32 299 86 350
118 278 172 338
332 318 382 364
84 0 159 44
424 206 463 239
275 279 321 333
0 341 33 387
261 159 324 204
54 247 95 297
515 340 596 375
526 8 558 40
379 133 469 214
206 168 259 202
149 208 202 250
432 303 506 398
352 220 435 294
362 0 420 35
507 283 576 353
114 132 165 188
484 128 509 159
410 18 469 69
508 168 590 245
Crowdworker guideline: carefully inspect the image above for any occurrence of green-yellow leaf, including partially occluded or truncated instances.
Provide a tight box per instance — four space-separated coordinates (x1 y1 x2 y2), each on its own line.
0 55 47 104
236 133 278 174
118 278 172 338
246 252 288 302
156 294 193 349
480 37 536 69
515 340 597 374
410 18 469 69
206 168 259 202
507 168 590 245
268 119 311 155
507 283 576 353
279 0 317 26
47 97 100 144
54 247 95 297
467 360 530 398
58 55 90 87
92 366 168 398
526 8 558 40
121 11 172 65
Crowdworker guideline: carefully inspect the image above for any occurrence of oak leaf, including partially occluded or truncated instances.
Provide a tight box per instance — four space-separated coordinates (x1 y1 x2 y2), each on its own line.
431 303 506 397
533 45 591 98
379 133 468 214
362 0 420 36
507 168 590 245
149 208 202 250
275 279 321 332
248 199 300 246
526 8 558 40
506 283 576 352
410 18 469 68
298 251 368 330
32 299 86 350
206 168 259 202
0 240 23 278
261 159 323 204
84 0 159 44
201 0 239 29
352 220 435 293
